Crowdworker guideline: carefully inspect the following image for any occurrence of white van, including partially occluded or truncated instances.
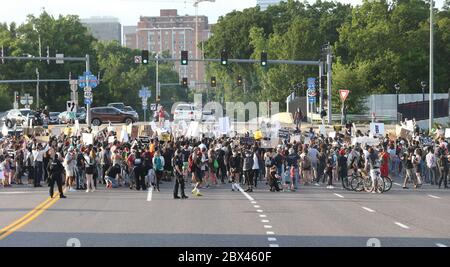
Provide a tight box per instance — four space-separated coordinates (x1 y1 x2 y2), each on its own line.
173 104 202 122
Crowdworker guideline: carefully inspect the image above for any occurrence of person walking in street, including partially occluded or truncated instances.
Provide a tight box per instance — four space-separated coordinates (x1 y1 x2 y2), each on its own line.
47 152 66 199
172 149 188 199
84 149 96 192
337 149 348 189
412 148 423 188
64 146 76 192
243 149 254 192
133 150 147 191
190 147 203 196
229 149 242 192
33 143 49 187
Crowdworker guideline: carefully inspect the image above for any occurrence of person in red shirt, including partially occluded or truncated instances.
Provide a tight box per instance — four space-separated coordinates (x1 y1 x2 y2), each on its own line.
380 147 390 178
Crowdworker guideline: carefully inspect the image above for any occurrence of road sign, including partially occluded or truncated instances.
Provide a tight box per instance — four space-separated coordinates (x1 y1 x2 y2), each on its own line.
339 90 350 102
84 98 92 105
139 87 151 98
84 91 93 98
134 56 142 64
56 53 64 64
150 103 157 111
84 87 92 92
20 94 33 105
67 101 77 113
78 71 98 89
307 77 316 103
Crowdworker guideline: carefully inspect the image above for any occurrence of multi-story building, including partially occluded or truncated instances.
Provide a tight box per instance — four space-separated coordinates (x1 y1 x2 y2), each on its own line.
124 9 212 88
81 17 121 43
257 0 282 11
122 26 137 47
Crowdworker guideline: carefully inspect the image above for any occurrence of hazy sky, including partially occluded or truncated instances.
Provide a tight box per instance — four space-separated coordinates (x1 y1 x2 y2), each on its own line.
0 0 445 26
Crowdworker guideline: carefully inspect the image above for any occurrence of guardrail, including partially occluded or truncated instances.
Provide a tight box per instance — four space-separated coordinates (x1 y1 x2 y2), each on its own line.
309 113 397 123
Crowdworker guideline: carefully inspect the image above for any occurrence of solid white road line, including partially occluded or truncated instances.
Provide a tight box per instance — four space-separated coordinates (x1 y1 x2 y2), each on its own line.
254 205 261 208
436 243 447 247
256 209 264 213
394 183 402 186
259 214 267 218
266 231 275 235
146 187 153 202
261 220 270 223
428 194 441 199
264 225 273 229
362 207 376 213
269 244 279 247
394 222 410 229
268 237 277 242
334 193 344 198
235 184 254 201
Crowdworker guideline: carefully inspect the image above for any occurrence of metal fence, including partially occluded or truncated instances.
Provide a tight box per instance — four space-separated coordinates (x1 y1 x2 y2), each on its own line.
398 99 449 121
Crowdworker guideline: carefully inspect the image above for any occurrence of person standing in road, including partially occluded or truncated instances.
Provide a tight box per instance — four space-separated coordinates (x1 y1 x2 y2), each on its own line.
437 146 449 189
153 150 165 192
47 152 66 199
426 146 438 186
229 149 242 192
412 148 423 188
84 149 96 193
401 150 416 189
172 149 188 199
64 146 77 192
133 150 147 191
243 149 254 192
33 143 50 187
337 149 348 189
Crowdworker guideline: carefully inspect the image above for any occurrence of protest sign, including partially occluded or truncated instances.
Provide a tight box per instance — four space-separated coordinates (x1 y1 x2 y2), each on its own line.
328 132 336 138
108 136 115 144
218 117 230 135
278 128 290 140
82 133 94 145
319 125 326 136
35 136 50 143
370 123 385 136
445 129 450 138
290 135 301 143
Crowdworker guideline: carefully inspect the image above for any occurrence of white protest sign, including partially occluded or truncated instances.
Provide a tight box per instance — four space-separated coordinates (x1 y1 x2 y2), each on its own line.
290 135 301 143
370 123 385 136
218 117 230 135
328 131 336 138
319 125 326 136
108 136 115 144
120 127 129 143
445 129 450 138
82 133 94 145
352 136 379 146
2 124 8 136
187 121 200 138
405 120 414 131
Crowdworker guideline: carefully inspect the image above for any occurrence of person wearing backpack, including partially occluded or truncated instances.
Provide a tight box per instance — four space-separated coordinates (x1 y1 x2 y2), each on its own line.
133 150 147 191
152 150 165 192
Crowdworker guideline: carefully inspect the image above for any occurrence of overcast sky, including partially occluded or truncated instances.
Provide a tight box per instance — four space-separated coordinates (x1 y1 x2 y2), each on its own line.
0 0 445 26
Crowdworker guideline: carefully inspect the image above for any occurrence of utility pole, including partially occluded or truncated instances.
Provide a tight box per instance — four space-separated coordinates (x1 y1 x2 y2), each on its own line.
326 43 332 125
86 54 91 127
429 0 434 130
36 68 39 109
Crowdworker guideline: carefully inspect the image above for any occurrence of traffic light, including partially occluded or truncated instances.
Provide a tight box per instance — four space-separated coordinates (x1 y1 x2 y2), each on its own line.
220 50 228 66
181 77 188 88
261 52 267 67
181 50 188 65
15 93 20 102
237 75 243 86
142 50 149 64
211 76 217 87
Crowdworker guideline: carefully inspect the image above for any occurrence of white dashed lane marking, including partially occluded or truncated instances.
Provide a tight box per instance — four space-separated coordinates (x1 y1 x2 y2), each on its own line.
266 231 275 235
269 244 279 247
261 220 270 223
259 214 267 218
395 222 410 229
362 207 376 213
334 193 344 198
254 205 261 208
256 209 264 213
428 195 441 199
268 237 277 242
394 183 402 187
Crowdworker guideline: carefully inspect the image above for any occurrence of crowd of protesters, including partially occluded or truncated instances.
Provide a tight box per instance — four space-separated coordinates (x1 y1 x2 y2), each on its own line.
1 121 449 200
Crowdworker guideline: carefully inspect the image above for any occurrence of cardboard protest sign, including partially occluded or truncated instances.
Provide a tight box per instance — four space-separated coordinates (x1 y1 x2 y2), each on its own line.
445 129 450 138
160 132 171 142
35 136 50 143
82 133 94 145
328 132 336 139
278 128 290 140
139 125 153 137
260 138 278 148
34 126 46 136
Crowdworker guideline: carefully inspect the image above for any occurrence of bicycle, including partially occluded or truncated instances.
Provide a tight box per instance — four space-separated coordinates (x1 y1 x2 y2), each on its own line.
350 169 385 193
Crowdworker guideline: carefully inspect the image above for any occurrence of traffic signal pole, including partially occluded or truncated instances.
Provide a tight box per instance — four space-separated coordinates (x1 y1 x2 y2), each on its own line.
85 54 91 128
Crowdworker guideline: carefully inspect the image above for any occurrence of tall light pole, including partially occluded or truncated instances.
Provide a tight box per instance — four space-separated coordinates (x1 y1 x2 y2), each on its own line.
395 83 400 123
36 68 39 109
421 81 427 119
194 0 215 89
429 0 434 131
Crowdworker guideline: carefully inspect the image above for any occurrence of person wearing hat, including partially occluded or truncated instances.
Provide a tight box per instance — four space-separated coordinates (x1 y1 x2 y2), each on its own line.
172 149 188 199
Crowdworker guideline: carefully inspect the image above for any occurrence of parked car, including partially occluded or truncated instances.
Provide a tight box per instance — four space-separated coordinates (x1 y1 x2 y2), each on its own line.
107 102 126 111
48 112 60 124
173 103 202 122
90 106 138 126
122 106 139 120
201 110 217 122
2 109 33 128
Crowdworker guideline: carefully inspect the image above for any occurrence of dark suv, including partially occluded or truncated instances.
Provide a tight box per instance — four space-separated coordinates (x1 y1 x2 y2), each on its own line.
90 107 138 126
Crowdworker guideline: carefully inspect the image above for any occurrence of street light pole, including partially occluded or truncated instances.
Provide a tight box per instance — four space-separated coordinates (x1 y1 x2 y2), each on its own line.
429 0 434 131
36 68 39 109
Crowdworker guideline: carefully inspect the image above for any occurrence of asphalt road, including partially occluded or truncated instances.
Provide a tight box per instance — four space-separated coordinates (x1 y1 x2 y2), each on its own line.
1 177 449 247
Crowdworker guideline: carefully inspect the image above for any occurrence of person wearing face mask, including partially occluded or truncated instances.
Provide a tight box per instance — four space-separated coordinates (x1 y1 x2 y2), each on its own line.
47 152 66 199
